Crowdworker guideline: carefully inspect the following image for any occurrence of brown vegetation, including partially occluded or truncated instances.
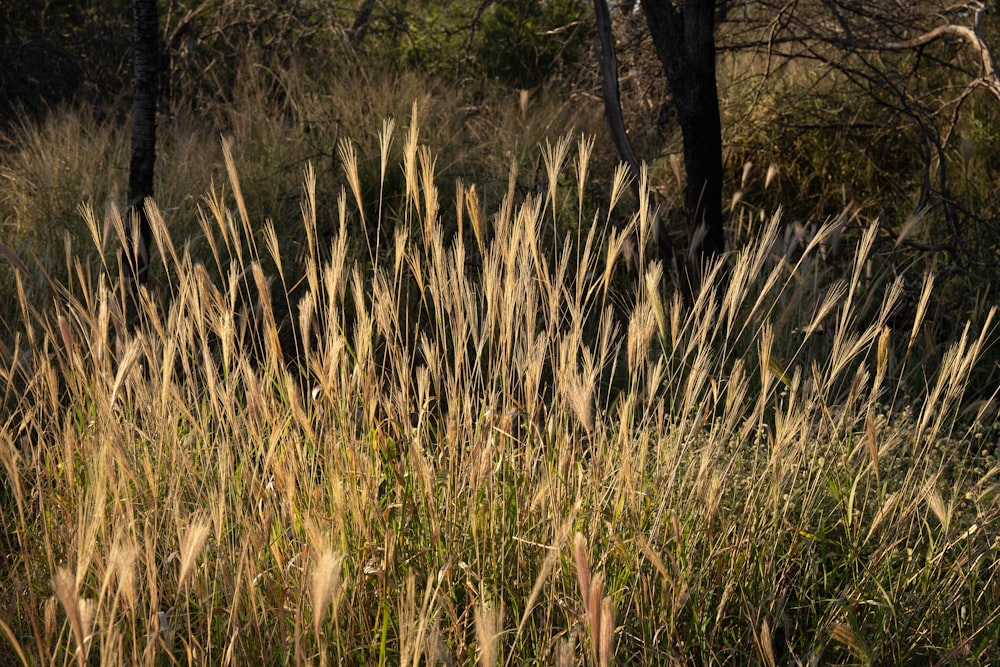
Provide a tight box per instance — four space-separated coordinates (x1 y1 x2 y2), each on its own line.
2 1 1000 664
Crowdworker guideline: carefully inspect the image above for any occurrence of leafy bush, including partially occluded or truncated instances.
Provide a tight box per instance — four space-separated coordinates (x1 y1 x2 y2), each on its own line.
476 0 590 88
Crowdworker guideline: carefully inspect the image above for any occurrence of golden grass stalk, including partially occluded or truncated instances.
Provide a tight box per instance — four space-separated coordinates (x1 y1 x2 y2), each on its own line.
574 532 616 667
310 550 345 639
474 597 503 667
52 567 92 667
176 519 210 591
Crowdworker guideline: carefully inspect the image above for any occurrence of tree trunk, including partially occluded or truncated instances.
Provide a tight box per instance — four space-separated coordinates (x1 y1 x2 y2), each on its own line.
593 0 641 178
593 0 685 289
642 0 725 260
126 0 159 325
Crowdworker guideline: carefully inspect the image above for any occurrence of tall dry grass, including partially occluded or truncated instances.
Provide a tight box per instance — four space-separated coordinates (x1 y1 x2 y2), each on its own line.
1 110 999 666
0 63 606 352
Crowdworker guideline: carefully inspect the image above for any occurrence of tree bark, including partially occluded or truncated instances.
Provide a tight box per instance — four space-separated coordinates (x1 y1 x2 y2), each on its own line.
593 0 641 178
641 0 725 260
126 0 159 325
594 0 687 291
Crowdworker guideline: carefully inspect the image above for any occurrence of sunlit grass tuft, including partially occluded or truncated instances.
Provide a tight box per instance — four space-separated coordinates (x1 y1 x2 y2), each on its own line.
1 110 999 665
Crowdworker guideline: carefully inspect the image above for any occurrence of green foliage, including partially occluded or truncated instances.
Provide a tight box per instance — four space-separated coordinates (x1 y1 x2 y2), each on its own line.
381 0 481 72
476 0 590 88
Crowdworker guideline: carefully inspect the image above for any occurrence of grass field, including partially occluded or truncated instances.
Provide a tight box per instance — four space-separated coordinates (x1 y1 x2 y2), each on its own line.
2 110 1000 665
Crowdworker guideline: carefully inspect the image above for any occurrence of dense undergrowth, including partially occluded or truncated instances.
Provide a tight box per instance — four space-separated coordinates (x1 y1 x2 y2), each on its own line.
3 4 1000 662
1 110 999 664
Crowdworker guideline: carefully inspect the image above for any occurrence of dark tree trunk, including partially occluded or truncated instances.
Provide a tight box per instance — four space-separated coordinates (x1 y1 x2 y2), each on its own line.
126 0 159 325
642 0 725 260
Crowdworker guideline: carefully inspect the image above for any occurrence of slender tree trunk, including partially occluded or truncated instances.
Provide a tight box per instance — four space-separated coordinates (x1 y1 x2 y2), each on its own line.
126 0 159 325
642 0 725 260
593 0 684 287
593 0 641 178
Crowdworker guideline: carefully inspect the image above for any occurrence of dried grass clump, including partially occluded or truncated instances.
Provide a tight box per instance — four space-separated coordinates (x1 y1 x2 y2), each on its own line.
1 108 998 665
